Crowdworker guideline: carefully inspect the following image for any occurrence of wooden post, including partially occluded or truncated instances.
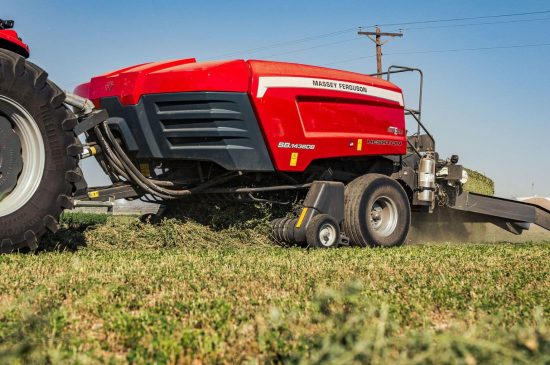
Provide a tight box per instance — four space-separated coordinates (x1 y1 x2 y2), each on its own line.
358 27 403 78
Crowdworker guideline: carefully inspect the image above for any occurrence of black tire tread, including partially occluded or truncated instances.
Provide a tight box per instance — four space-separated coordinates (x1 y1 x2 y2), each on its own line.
306 213 340 248
0 49 79 253
343 174 410 247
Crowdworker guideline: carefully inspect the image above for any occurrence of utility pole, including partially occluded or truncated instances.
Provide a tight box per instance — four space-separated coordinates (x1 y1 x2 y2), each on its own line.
358 27 403 78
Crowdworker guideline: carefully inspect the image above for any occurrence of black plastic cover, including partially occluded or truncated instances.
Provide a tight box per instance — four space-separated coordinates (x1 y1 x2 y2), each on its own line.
100 92 274 172
303 181 345 223
292 181 345 243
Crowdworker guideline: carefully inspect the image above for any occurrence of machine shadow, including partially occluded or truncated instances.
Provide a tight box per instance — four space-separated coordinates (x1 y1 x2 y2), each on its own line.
38 224 92 253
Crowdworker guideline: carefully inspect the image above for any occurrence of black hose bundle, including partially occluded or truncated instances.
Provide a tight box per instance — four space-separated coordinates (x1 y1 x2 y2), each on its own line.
91 122 312 202
92 122 237 200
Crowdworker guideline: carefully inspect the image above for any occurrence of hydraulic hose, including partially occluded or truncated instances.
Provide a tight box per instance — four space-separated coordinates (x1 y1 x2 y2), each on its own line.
96 122 239 200
93 124 173 199
101 123 194 196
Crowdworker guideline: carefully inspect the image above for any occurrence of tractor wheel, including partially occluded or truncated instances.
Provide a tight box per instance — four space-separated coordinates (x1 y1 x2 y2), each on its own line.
343 174 410 247
0 49 80 253
306 214 340 248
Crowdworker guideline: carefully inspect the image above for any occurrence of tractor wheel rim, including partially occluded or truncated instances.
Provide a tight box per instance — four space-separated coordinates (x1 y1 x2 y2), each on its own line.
319 223 337 246
369 196 398 238
0 96 45 217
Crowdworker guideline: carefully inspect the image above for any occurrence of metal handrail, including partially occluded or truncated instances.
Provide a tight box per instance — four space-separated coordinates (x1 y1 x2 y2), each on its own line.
405 108 435 151
406 139 422 158
373 65 432 151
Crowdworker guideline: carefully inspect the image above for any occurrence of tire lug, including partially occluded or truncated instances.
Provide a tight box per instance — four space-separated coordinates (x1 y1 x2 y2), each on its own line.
65 170 82 183
62 117 78 132
57 194 74 209
43 215 60 234
66 144 83 157
24 230 38 251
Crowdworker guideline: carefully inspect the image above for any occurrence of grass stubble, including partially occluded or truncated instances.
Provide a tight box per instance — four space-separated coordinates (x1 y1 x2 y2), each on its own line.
0 169 548 364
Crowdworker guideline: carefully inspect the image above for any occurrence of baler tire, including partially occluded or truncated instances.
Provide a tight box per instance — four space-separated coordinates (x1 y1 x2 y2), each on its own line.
343 174 410 247
306 214 340 248
0 49 80 253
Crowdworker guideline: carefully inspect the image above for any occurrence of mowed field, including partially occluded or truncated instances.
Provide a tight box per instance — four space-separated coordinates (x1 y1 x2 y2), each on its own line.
0 211 548 364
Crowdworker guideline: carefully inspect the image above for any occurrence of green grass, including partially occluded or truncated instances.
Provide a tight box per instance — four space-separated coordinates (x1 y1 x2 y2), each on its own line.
0 213 548 364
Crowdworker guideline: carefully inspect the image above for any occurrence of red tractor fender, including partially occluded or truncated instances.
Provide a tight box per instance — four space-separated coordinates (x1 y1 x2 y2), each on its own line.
0 29 30 58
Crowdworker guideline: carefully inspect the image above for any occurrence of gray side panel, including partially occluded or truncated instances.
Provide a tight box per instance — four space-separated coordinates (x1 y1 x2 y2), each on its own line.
100 92 274 172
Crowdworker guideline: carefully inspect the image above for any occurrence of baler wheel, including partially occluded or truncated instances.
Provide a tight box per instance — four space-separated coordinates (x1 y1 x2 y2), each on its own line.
0 50 80 252
343 174 410 247
306 214 340 248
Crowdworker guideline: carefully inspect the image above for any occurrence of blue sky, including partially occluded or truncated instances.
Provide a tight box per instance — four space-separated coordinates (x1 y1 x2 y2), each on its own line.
3 0 549 197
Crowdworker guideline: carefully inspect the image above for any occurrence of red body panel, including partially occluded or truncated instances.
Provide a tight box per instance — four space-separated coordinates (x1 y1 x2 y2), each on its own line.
247 61 405 171
74 59 250 106
0 29 30 58
75 58 406 172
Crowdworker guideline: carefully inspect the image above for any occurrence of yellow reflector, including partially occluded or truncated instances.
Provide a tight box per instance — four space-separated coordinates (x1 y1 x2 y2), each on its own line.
296 207 308 228
290 152 299 166
357 139 363 151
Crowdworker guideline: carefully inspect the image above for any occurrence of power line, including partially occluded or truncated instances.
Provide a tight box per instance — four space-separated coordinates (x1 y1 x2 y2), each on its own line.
388 42 550 55
245 17 549 61
270 17 550 61
260 37 363 59
322 42 550 66
400 16 550 31
369 9 550 28
206 9 550 60
206 27 362 59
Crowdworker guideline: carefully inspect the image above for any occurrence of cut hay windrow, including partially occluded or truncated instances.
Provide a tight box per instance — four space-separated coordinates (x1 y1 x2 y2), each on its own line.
464 168 495 196
51 168 496 251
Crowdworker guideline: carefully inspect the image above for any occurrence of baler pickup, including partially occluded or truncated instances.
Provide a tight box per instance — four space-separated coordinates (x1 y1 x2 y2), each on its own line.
448 192 550 234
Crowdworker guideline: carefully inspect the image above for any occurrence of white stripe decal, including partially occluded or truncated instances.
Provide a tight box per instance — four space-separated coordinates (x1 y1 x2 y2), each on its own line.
256 76 403 106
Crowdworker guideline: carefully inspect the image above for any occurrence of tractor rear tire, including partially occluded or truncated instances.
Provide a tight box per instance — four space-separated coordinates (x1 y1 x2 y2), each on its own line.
0 49 80 253
343 174 410 247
